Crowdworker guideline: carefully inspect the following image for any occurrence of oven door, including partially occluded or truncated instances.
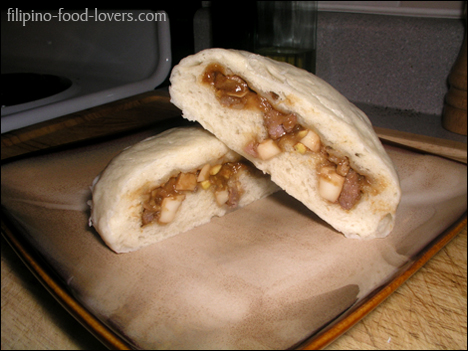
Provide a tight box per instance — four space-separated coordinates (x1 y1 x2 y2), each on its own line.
1 9 171 133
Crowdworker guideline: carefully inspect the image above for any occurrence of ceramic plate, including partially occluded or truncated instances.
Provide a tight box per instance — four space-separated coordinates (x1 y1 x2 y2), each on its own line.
1 125 466 349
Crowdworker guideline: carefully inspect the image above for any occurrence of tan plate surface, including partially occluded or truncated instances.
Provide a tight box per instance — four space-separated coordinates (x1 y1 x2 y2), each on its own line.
1 124 466 349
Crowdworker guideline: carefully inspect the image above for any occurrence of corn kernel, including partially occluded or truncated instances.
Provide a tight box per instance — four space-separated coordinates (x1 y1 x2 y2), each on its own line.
209 164 222 175
294 142 307 154
200 180 211 190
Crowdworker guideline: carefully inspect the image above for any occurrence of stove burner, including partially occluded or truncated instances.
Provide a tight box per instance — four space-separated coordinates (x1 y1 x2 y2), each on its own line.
1 73 73 107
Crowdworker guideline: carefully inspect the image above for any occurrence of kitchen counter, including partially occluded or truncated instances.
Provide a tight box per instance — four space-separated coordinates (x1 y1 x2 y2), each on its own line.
1 89 466 350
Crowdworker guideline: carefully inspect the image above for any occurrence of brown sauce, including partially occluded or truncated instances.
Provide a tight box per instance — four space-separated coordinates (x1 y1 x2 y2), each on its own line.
202 63 368 210
141 161 248 226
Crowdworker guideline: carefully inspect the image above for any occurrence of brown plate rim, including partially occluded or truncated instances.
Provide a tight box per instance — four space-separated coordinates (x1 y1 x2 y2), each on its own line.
296 213 467 349
1 210 133 350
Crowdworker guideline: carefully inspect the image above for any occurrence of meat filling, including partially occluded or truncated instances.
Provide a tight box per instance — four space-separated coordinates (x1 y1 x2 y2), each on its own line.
339 169 363 210
202 63 367 210
141 162 248 226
